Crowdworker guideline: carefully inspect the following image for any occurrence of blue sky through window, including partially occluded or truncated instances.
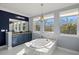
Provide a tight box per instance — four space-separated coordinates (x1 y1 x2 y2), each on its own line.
61 15 78 25
44 18 54 26
36 15 78 26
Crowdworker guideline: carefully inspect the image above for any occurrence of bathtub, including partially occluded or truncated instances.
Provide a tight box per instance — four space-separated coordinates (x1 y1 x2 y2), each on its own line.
25 38 56 54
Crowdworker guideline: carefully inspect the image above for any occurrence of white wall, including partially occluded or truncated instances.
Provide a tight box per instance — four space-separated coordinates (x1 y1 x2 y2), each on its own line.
57 35 79 51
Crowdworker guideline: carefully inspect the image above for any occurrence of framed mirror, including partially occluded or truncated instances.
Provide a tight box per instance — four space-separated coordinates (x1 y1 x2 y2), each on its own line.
9 19 28 32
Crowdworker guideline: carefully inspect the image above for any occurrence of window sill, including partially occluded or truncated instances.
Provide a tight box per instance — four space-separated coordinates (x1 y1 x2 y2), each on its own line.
33 31 54 34
44 32 54 33
32 31 40 33
60 33 78 37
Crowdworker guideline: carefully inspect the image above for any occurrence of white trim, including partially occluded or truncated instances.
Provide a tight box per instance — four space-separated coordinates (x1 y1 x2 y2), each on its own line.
33 31 41 33
44 32 54 33
58 47 79 55
44 15 54 19
60 34 78 37
7 32 12 50
0 45 7 50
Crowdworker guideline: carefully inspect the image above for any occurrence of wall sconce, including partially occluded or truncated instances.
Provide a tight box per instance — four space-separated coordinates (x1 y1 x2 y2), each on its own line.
1 29 8 32
16 16 25 19
1 29 5 32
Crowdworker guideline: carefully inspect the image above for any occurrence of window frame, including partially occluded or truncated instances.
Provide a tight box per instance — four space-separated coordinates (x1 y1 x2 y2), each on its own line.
60 15 78 35
33 19 41 32
44 17 54 33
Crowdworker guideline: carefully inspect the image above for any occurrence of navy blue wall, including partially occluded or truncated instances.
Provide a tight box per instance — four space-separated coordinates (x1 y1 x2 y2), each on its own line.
0 10 29 46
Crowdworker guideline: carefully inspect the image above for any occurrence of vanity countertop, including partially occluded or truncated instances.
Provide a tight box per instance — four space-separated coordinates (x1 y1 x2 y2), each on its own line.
12 31 31 36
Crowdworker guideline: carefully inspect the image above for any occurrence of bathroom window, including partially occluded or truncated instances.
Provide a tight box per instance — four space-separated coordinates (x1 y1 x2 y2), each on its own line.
35 20 41 31
60 9 78 35
44 17 54 32
33 17 41 31
44 14 54 32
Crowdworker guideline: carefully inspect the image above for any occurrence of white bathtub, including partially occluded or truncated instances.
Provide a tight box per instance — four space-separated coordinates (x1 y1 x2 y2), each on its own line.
25 38 56 54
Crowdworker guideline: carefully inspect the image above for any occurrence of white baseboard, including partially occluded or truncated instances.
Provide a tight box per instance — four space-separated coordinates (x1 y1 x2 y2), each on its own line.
0 45 7 50
57 47 79 55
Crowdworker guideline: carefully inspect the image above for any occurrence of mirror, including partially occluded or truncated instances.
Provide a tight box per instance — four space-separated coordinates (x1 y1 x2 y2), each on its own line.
9 19 28 32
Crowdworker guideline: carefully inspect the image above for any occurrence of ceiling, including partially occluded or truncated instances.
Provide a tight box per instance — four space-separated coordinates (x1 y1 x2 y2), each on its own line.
0 3 76 17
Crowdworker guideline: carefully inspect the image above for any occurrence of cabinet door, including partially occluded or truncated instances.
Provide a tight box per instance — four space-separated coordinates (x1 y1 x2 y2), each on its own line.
12 37 18 47
12 33 32 47
0 32 6 46
28 33 32 42
17 34 23 45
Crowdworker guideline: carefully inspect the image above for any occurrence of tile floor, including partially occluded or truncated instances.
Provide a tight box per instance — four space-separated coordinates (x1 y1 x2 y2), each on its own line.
0 44 78 55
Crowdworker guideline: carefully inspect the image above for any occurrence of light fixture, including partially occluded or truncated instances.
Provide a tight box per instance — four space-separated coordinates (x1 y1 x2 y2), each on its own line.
16 16 25 19
40 3 44 21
